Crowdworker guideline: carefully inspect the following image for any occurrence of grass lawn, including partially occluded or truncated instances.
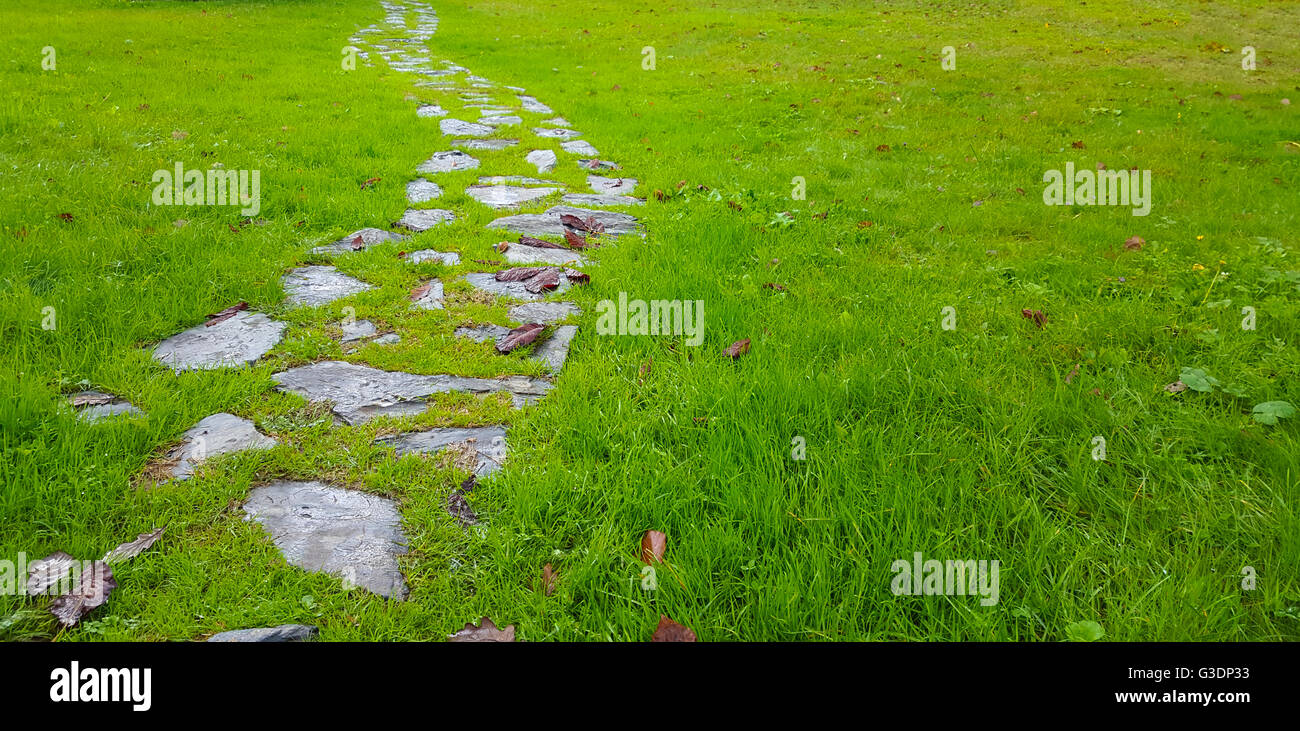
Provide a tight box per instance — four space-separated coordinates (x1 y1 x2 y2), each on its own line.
1 0 1297 641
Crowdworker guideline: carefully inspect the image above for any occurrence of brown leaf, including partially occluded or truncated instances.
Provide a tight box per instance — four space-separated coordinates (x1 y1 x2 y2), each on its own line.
396 250 408 259
638 359 652 381
102 526 165 563
541 564 557 596
857 221 873 229
351 235 365 251
876 144 891 152
524 267 560 293
519 235 565 250
205 301 248 327
1071 140 1086 149
26 551 78 596
559 213 590 231
1020 309 1047 328
448 617 515 642
446 491 478 526
651 615 697 642
1165 380 1188 393
762 282 787 291
494 266 549 282
1124 235 1145 250
49 561 117 628
497 323 546 353
654 189 666 201
1065 363 1080 384
563 268 589 285
57 212 74 222
641 530 667 564
409 283 431 301
69 392 114 408
360 176 381 190
496 242 509 253
459 474 478 494
563 228 589 249
724 339 751 359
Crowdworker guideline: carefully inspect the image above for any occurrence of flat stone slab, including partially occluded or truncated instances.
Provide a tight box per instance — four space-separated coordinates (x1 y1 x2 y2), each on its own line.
455 324 511 344
542 117 570 127
416 104 447 118
484 205 641 238
272 361 553 423
451 138 518 150
508 301 581 324
406 179 443 204
479 115 522 127
168 413 276 481
340 319 377 342
207 624 318 643
283 266 374 308
466 185 562 209
417 150 480 173
440 118 494 136
463 271 576 301
70 392 144 422
534 325 578 373
578 158 621 171
407 249 460 266
411 280 444 310
501 243 587 266
372 333 402 345
525 149 557 173
243 481 408 599
588 175 638 195
311 228 408 255
562 193 643 207
562 140 599 156
153 311 286 372
472 105 514 113
534 127 582 139
478 175 561 186
518 95 553 114
376 426 508 477
396 208 455 232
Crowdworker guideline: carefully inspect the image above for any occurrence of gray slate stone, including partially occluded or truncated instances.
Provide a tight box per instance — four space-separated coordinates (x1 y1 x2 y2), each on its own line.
455 324 510 344
440 118 494 136
561 140 600 156
451 138 519 150
507 301 581 324
484 205 641 238
417 150 480 173
578 158 621 171
283 266 374 308
376 426 508 477
340 319 377 342
407 248 460 266
542 117 570 127
478 175 561 186
406 179 443 204
561 193 643 207
588 175 638 195
312 228 408 255
396 208 455 232
73 393 145 423
501 243 587 266
463 271 574 301
412 280 444 310
518 95 553 114
534 127 581 139
372 333 402 345
153 311 286 372
272 361 553 423
534 325 578 373
479 115 522 127
169 413 276 480
466 185 561 209
243 481 408 599
207 624 318 643
416 104 447 118
525 149 557 173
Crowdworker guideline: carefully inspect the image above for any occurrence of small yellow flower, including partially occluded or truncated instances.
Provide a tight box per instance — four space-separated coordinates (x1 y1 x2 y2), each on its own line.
1196 235 1204 240
1192 263 1206 271
1218 260 1226 265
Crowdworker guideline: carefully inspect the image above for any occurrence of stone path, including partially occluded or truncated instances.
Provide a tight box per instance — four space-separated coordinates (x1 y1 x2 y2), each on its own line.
128 0 645 635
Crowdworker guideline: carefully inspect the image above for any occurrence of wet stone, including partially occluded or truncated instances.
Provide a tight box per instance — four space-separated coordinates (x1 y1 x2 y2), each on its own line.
479 115 522 127
562 193 643 207
417 150 480 173
153 311 286 372
466 185 561 209
272 360 553 423
207 624 318 643
396 208 455 232
411 280 444 310
534 127 581 139
440 118 494 136
168 413 277 481
526 149 557 174
243 481 409 599
508 301 581 324
518 95 553 114
533 325 578 373
283 266 374 308
455 324 510 344
463 271 575 302
501 243 586 266
70 392 144 423
312 227 408 255
451 138 518 150
416 104 447 118
484 205 641 238
407 248 460 266
406 179 443 204
340 319 377 342
562 140 600 156
376 425 508 477
588 175 638 195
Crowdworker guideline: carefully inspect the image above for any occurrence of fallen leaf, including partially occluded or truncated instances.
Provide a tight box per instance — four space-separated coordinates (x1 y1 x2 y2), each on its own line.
559 213 592 231
1071 140 1085 149
1065 363 1080 384
496 242 510 253
541 564 557 596
459 474 478 494
49 561 116 628
205 302 248 327
448 617 515 642
495 266 549 282
1124 235 1144 250
857 221 873 229
409 283 432 301
351 235 365 251
651 615 697 642
25 551 78 596
519 235 565 250
1021 309 1047 328
1164 380 1187 393
562 267 589 285
69 392 114 408
497 323 546 353
57 213 74 222
446 491 478 526
360 176 381 190
563 228 589 249
724 339 751 359
654 189 666 201
762 282 787 291
641 530 667 564
102 526 165 564
876 144 891 152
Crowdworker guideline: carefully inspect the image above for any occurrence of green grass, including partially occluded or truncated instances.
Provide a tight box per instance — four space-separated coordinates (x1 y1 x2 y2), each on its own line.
1 0 1298 641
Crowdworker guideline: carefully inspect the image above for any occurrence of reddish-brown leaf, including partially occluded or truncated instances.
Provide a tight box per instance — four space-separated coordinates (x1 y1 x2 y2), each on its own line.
49 561 116 628
351 235 365 251
1124 235 1145 251
524 267 561 293
763 282 787 291
1071 140 1086 149
559 213 590 231
724 339 751 359
541 564 557 597
360 176 381 190
409 283 432 302
651 615 697 642
496 242 510 253
563 268 589 285
654 189 666 201
563 228 589 249
57 213 74 222
497 323 546 353
448 617 515 642
494 266 549 282
446 491 478 526
205 302 248 327
519 235 565 250
1021 309 1048 328
1065 363 1080 384
641 530 667 564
